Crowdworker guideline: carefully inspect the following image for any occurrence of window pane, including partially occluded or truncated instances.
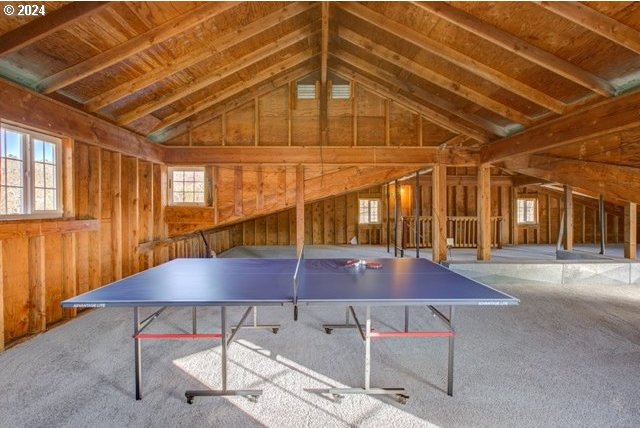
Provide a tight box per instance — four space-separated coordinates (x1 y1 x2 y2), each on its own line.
44 142 55 163
44 164 56 188
173 192 183 203
45 189 56 210
184 181 194 192
5 131 22 159
34 163 44 188
194 192 204 203
194 171 204 181
173 170 184 181
35 188 45 211
6 159 23 186
184 171 194 181
6 187 23 214
34 139 44 162
174 181 183 192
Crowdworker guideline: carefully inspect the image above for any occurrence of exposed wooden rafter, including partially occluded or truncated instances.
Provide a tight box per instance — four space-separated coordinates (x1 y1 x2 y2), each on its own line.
331 54 491 143
117 25 316 125
413 1 615 97
84 2 316 112
537 1 640 55
163 146 479 166
340 2 567 114
0 2 111 57
36 2 239 94
338 26 533 127
150 51 317 135
481 89 640 163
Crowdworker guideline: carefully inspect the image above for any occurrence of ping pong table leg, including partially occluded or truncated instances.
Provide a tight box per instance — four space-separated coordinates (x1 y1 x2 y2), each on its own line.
185 306 263 404
404 306 409 332
192 307 197 334
447 306 455 397
364 306 371 390
134 307 142 400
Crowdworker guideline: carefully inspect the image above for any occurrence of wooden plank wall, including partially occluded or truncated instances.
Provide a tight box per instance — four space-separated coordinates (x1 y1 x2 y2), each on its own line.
166 82 456 147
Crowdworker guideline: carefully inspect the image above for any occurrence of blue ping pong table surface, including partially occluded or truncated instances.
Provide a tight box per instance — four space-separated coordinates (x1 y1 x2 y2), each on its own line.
62 258 518 308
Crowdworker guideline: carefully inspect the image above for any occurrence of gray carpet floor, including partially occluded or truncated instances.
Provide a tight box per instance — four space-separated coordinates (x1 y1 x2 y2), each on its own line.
1 248 639 427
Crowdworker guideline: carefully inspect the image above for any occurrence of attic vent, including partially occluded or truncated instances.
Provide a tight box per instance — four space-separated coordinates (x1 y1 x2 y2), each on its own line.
296 83 316 100
331 83 351 100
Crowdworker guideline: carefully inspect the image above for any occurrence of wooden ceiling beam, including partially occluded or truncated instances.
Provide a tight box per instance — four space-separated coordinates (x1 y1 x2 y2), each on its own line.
413 1 615 97
481 89 640 163
84 2 316 112
37 2 239 94
536 1 640 55
331 54 491 143
503 155 640 204
0 2 111 57
117 26 316 125
150 51 317 135
338 26 534 127
164 146 478 166
340 2 566 114
155 64 317 143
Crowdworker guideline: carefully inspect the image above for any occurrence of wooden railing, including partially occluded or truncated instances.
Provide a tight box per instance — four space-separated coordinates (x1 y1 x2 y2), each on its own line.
402 216 503 249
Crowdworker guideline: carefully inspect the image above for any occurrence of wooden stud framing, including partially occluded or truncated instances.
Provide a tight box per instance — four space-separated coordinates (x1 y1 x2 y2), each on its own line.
477 164 491 260
624 202 637 259
0 244 3 351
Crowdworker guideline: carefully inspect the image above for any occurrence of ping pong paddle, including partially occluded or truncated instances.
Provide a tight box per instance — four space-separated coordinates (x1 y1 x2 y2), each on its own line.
344 259 382 269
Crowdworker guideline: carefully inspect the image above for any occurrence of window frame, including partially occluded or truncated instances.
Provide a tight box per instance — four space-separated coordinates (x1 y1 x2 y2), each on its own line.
516 197 538 225
296 82 317 100
0 123 63 220
167 166 206 206
331 82 352 100
358 198 381 225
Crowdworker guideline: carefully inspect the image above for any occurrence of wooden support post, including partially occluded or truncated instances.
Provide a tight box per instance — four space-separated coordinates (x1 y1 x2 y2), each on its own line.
296 165 305 257
599 195 606 255
212 166 219 224
256 166 264 211
394 179 400 256
563 185 573 251
28 236 46 333
581 205 586 244
432 164 447 262
415 171 420 258
477 164 491 260
386 183 391 252
624 202 637 259
511 186 518 245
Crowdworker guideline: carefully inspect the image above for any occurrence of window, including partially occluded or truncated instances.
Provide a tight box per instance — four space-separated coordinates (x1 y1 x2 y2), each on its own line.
168 167 205 205
517 197 538 224
0 124 62 218
359 198 380 224
331 83 351 100
296 83 316 100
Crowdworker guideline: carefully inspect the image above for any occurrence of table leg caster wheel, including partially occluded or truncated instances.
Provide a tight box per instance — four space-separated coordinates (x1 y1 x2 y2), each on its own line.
247 395 259 403
324 328 333 334
332 394 343 402
272 328 279 334
186 395 194 405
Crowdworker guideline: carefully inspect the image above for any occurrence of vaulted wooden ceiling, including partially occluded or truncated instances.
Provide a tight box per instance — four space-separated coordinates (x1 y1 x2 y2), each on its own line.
1 1 640 202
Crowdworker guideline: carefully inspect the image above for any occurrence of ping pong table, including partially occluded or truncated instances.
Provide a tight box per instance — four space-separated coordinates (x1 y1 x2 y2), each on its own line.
61 251 518 404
